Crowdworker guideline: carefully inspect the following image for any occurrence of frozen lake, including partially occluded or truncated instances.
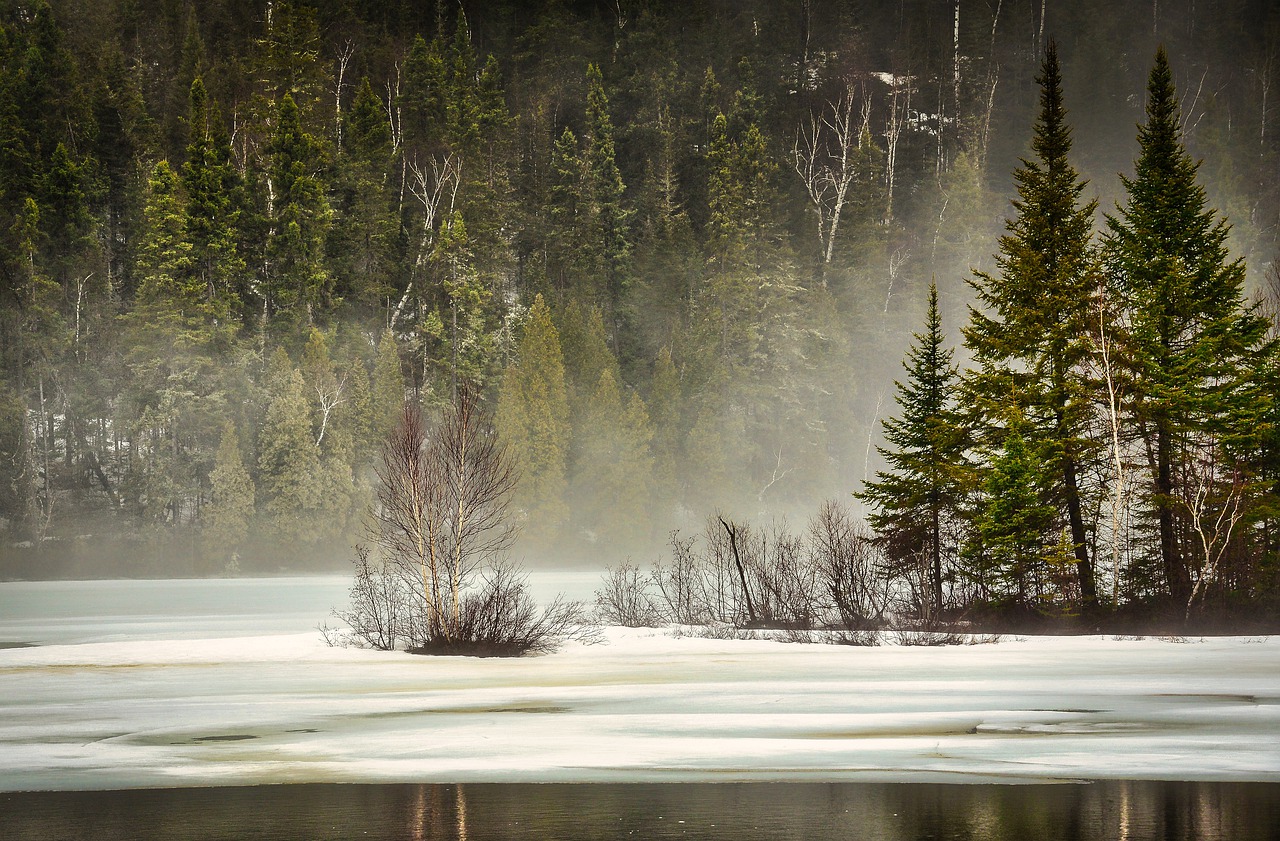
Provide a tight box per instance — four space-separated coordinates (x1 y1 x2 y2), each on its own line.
1 576 1279 795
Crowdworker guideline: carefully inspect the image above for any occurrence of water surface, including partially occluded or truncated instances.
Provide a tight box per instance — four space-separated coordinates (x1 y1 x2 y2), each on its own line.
3 781 1278 840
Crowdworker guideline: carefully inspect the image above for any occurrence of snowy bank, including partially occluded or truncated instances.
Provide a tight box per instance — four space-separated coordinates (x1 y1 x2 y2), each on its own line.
2 628 1278 791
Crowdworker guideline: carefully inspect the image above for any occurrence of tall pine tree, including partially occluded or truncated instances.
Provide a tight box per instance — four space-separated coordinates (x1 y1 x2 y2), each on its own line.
1105 47 1274 607
859 284 965 618
962 43 1100 608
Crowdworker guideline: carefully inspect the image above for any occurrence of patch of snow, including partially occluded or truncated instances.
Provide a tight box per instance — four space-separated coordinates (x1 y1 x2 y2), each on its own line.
1 620 1278 791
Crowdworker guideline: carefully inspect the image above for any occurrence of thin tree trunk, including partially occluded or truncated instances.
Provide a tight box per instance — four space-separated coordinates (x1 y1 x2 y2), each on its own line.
1155 421 1189 604
1063 452 1096 608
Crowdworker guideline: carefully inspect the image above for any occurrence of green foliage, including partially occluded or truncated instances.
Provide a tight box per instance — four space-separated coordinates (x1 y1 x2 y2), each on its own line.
570 369 655 550
1105 48 1275 603
964 427 1074 612
962 43 1101 606
860 284 966 616
204 421 254 568
257 352 321 546
496 294 571 548
266 93 332 337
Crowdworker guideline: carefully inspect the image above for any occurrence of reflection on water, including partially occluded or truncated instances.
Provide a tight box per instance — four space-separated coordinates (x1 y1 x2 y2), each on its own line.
3 781 1279 841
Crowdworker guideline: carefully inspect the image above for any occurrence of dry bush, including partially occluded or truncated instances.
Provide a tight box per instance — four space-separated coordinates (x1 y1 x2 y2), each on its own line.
411 561 599 656
594 562 661 627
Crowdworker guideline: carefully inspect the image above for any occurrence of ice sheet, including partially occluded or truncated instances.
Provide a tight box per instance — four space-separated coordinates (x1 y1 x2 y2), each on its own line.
2 622 1278 791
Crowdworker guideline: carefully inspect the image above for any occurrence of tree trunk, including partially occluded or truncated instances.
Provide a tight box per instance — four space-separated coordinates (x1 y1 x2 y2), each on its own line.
930 499 943 620
1155 421 1189 605
1062 452 1096 608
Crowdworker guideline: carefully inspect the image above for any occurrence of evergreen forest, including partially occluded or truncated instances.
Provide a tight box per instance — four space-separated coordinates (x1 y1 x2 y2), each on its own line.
1 0 1278 626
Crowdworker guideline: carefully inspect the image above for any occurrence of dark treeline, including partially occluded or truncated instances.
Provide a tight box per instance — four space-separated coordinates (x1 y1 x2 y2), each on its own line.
0 1 1277 610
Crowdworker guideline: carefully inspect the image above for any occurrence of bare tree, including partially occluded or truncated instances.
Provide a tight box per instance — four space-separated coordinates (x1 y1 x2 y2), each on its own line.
808 500 890 631
393 155 462 329
1181 439 1247 621
792 83 870 280
344 395 594 654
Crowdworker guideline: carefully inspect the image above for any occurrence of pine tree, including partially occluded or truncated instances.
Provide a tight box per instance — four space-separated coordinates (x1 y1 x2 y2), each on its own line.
369 330 405 442
962 43 1100 607
425 212 493 401
965 426 1072 613
131 161 201 339
267 93 332 335
204 420 255 568
571 368 655 550
583 63 629 323
859 284 966 618
330 76 395 312
257 351 320 546
1105 47 1274 606
183 77 243 328
557 299 619 423
495 294 571 548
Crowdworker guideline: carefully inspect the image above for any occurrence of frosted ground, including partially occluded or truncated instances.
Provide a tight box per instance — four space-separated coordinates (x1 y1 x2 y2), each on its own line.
1 576 1278 792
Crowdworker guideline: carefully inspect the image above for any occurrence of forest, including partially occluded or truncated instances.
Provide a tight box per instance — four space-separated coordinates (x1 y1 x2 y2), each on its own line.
0 0 1277 627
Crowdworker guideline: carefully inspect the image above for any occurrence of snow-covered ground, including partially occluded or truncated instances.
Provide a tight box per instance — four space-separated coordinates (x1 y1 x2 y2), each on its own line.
1 577 1278 792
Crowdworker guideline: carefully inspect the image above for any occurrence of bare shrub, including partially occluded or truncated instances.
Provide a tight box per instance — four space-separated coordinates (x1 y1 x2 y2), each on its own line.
328 546 405 650
594 562 660 627
412 561 600 656
651 532 713 624
807 501 890 632
332 397 593 656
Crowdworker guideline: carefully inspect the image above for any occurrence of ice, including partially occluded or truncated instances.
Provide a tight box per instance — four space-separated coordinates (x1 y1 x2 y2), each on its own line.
1 578 1278 791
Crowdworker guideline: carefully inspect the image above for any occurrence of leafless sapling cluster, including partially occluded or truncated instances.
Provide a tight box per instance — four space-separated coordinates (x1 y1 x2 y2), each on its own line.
333 396 593 655
597 501 892 640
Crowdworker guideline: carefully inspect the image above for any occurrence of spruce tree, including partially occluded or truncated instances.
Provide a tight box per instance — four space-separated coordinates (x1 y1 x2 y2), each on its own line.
495 294 571 548
369 330 405 442
257 351 320 546
182 77 242 328
583 63 629 322
571 368 655 550
859 284 965 618
204 420 255 568
962 42 1100 607
1105 47 1273 606
267 93 332 335
965 426 1072 612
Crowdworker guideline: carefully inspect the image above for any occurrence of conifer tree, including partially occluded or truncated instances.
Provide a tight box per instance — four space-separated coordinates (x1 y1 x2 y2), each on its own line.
257 351 320 546
330 77 395 312
204 420 255 568
495 294 571 548
583 63 629 321
369 330 405 442
557 299 619 423
965 426 1071 612
962 43 1100 607
267 93 332 335
1105 48 1273 606
571 369 655 549
182 77 243 329
859 284 965 617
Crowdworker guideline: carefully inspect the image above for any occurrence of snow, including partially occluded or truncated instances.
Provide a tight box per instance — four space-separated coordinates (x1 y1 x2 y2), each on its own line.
1 578 1278 792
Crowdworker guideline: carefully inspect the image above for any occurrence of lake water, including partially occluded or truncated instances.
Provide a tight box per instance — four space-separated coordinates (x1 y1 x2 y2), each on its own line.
3 780 1279 840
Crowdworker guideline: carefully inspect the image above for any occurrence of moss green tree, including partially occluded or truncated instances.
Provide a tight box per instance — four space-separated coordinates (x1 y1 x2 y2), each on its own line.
496 294 571 548
204 420 255 568
860 284 967 618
